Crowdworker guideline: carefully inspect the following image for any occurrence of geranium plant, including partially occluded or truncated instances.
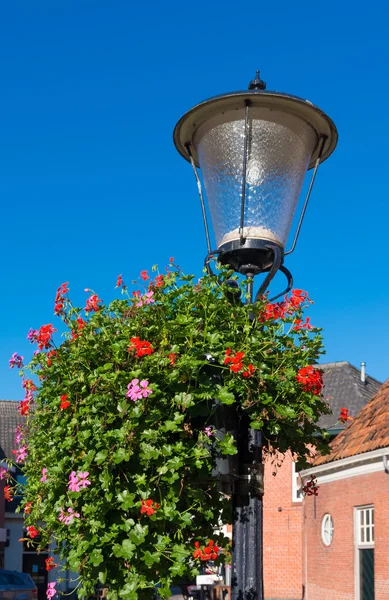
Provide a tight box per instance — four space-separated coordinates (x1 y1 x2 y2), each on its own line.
9 261 330 600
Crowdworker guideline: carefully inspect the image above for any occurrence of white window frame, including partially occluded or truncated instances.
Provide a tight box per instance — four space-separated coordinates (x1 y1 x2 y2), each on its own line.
292 461 303 502
354 505 374 600
321 513 334 546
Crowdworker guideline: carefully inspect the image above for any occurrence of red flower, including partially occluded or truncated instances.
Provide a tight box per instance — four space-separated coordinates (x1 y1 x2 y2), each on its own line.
116 274 124 288
140 499 159 516
128 337 154 358
59 395 71 410
140 270 150 281
153 275 165 288
242 364 256 378
18 400 30 416
45 557 57 571
286 289 310 310
192 539 220 562
22 379 37 392
302 475 319 496
26 526 39 539
224 349 245 373
72 318 86 340
293 317 313 331
85 294 102 313
339 407 353 424
37 324 57 351
260 301 288 322
4 486 13 501
169 257 174 263
168 352 176 366
54 283 69 316
47 350 57 367
296 366 323 396
24 502 32 514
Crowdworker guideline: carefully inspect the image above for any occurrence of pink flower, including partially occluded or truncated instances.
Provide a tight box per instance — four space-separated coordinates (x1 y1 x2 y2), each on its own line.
68 471 91 492
9 353 24 369
59 507 80 524
143 291 155 305
0 467 9 480
126 379 152 401
204 427 213 438
78 472 91 489
46 582 56 599
40 468 48 483
15 425 25 445
12 445 28 462
68 471 81 492
139 380 153 398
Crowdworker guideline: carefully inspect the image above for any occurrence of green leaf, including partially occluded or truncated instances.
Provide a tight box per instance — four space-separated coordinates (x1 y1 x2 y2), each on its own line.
90 549 104 566
95 450 108 464
129 524 148 546
217 387 235 405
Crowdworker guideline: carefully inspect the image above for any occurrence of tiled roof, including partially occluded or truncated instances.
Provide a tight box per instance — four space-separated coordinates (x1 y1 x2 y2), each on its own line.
318 361 382 430
0 400 24 459
314 378 389 465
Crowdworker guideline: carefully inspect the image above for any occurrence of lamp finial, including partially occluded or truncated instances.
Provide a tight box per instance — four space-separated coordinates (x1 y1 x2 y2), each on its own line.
248 70 266 91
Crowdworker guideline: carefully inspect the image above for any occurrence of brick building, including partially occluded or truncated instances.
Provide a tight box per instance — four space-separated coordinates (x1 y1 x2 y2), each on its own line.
263 361 381 600
301 377 389 600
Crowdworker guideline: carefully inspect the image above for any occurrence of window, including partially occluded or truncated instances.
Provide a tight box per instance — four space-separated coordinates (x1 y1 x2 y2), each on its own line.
357 506 374 546
321 513 334 546
292 462 303 502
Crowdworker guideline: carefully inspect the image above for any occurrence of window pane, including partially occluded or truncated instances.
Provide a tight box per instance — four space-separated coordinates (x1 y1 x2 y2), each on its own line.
361 511 364 527
361 528 365 543
366 528 370 543
371 510 374 525
366 511 370 526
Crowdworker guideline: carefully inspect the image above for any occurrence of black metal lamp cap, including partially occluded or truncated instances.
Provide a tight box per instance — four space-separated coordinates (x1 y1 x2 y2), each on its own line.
248 70 266 91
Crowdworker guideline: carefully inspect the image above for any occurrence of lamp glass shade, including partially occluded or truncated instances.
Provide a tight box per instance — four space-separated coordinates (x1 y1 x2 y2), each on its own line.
194 106 317 250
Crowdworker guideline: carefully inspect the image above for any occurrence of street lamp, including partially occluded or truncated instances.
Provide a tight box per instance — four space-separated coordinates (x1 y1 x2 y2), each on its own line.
174 71 337 302
173 72 337 600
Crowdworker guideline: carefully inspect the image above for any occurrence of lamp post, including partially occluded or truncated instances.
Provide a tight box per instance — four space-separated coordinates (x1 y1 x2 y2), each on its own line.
173 72 337 600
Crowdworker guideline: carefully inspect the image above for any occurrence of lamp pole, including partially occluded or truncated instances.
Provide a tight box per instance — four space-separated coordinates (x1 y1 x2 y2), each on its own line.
173 72 337 599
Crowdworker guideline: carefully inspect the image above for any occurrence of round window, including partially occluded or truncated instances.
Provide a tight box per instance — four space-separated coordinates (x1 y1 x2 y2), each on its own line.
321 513 334 546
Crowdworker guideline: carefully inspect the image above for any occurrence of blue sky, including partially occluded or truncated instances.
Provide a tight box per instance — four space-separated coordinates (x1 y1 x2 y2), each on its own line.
0 0 387 399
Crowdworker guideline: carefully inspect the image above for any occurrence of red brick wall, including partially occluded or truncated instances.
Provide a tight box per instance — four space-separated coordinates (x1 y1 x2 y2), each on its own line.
303 470 389 600
263 451 303 600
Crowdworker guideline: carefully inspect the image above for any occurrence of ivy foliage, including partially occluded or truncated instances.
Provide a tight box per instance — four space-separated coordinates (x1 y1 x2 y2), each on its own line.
14 264 330 599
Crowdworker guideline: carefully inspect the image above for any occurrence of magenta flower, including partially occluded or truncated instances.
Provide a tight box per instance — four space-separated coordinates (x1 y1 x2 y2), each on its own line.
9 353 24 369
46 582 56 599
40 468 48 483
204 426 213 438
0 467 9 481
27 329 38 343
15 425 25 445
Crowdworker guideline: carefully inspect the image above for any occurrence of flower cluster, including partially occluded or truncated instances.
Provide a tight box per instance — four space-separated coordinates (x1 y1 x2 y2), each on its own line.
193 540 220 561
116 274 125 289
45 557 56 572
293 317 313 331
37 324 57 350
302 475 319 497
85 293 102 313
24 502 32 514
59 507 80 524
27 526 40 539
128 337 154 357
46 582 56 599
0 467 9 481
71 318 86 340
4 485 13 501
339 407 353 423
296 365 323 396
60 395 71 410
260 289 311 322
68 471 91 492
140 499 159 516
18 379 37 416
126 379 153 401
41 468 48 482
9 352 24 369
136 291 155 307
224 349 255 377
54 282 69 316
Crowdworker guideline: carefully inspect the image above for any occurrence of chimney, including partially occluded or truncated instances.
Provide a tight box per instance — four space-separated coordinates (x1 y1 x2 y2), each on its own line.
361 362 366 384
